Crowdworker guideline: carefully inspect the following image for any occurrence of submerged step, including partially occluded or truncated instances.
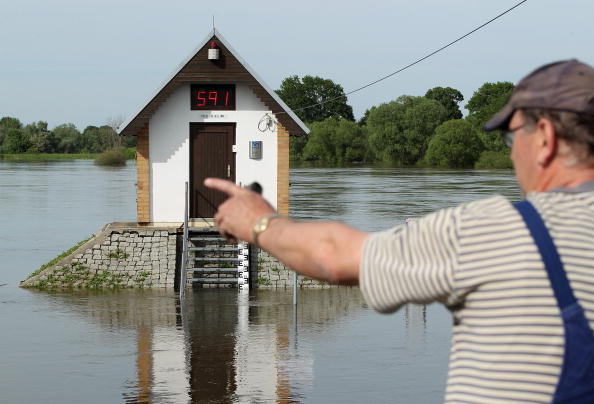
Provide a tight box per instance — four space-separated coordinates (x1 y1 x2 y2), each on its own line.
188 247 240 253
190 278 241 284
189 236 227 242
188 227 220 233
191 268 238 274
190 257 242 263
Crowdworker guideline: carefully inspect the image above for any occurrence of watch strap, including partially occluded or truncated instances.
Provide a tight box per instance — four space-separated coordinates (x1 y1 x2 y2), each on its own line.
252 213 281 247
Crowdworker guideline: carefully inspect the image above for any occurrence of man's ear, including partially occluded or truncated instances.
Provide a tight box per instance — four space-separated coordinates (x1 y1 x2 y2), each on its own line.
536 118 557 166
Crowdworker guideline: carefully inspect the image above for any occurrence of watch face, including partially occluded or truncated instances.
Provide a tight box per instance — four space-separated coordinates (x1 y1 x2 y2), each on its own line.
256 219 267 233
254 215 280 238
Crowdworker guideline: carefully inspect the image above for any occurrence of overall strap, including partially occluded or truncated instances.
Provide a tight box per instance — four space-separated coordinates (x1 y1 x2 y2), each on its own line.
514 200 577 310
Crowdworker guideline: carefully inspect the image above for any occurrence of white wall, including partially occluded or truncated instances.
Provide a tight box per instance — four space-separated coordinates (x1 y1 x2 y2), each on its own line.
149 83 278 222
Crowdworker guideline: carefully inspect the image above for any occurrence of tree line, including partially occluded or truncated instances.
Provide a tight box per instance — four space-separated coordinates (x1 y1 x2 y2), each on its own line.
0 117 135 154
277 75 515 168
2 75 513 169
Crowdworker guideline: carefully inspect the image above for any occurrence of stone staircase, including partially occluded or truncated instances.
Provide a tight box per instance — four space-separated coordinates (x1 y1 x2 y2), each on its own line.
181 227 249 290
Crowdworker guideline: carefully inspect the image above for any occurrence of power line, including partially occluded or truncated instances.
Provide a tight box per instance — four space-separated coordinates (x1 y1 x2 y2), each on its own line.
282 0 529 117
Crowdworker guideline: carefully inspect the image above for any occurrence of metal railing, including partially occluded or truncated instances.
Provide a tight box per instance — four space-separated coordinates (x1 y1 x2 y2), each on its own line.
179 182 189 298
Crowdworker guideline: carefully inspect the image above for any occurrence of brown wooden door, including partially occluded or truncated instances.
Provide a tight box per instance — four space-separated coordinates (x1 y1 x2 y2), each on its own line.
190 123 236 218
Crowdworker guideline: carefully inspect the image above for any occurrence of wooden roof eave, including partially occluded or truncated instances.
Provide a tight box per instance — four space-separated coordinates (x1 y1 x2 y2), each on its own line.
118 30 309 137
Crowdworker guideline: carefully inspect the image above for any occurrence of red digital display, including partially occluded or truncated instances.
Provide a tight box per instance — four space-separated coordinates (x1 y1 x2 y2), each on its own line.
190 84 235 110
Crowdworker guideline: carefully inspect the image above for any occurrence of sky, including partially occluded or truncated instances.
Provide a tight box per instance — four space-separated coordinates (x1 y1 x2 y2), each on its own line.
1 0 593 130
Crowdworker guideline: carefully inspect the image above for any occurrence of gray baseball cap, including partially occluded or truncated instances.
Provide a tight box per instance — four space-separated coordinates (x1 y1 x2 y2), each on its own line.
484 59 594 131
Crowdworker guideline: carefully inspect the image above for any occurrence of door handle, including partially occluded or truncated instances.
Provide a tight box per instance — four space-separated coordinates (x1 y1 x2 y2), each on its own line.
227 164 231 178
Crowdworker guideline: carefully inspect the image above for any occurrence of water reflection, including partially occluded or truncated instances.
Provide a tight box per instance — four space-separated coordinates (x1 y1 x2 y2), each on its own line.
179 288 364 403
33 288 372 403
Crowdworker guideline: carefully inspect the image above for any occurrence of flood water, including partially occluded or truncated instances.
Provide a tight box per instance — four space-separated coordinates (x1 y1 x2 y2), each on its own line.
0 161 521 403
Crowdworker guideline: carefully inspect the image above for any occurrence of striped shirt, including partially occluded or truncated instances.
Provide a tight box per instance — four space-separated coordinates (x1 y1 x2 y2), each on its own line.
360 183 594 403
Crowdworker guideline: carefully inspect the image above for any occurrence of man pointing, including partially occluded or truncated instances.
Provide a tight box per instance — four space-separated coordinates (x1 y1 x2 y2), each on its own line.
206 59 594 403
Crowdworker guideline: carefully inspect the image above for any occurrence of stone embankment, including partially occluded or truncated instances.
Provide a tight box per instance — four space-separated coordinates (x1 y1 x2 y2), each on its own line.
21 223 331 290
257 251 331 289
21 223 178 289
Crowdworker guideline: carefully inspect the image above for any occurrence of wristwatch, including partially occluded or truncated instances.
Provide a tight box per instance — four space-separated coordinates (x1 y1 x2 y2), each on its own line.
252 213 281 247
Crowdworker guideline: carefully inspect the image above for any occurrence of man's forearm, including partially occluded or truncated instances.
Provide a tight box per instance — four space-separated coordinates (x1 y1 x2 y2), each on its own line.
257 217 367 285
203 177 367 285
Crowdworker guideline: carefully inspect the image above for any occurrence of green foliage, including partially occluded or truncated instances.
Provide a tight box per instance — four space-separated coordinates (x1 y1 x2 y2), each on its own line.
135 273 152 288
107 248 129 260
0 116 126 156
425 87 464 120
0 117 21 151
122 134 137 148
466 82 514 126
424 120 484 168
276 75 354 123
0 117 23 130
302 118 370 164
80 125 121 152
85 270 126 288
477 130 509 153
123 147 136 160
53 123 82 153
366 96 449 164
257 277 272 286
474 150 513 169
34 262 135 289
358 108 371 126
80 126 102 153
26 122 57 153
465 82 514 153
3 128 31 153
290 135 308 161
95 148 127 166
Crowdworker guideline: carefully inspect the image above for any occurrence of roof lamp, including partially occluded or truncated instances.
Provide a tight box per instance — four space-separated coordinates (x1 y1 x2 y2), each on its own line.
208 41 220 60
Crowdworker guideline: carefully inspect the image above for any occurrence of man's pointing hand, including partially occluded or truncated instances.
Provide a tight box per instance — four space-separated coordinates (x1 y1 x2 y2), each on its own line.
204 178 277 244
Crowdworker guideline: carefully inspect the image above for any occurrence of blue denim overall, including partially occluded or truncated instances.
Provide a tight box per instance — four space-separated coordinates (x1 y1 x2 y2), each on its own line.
515 201 594 403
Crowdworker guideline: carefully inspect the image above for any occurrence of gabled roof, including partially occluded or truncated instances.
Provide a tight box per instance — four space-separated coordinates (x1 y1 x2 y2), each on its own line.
118 29 309 136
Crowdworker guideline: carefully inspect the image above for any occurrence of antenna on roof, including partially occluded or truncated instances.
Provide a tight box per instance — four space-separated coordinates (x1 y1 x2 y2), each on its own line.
212 15 215 34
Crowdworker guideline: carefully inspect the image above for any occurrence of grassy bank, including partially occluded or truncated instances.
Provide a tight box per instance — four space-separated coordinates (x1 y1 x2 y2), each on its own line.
0 153 98 161
23 236 93 283
1 148 136 162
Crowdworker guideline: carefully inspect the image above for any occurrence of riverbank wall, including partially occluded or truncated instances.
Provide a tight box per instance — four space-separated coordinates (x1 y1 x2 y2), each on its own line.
20 222 328 290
